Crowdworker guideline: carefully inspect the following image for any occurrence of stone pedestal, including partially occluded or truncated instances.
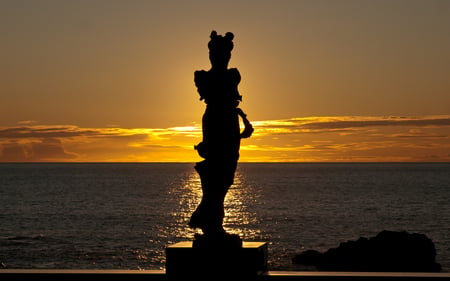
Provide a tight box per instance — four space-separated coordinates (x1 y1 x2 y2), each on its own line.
165 241 268 278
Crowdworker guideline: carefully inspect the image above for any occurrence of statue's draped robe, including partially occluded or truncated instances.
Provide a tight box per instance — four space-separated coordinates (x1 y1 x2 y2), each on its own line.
189 67 242 234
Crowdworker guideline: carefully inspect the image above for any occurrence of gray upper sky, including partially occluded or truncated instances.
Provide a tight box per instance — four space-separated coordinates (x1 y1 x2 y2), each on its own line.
2 0 450 128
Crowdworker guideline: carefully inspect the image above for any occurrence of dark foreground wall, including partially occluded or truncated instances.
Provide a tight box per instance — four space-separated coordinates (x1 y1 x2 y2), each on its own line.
2 270 450 281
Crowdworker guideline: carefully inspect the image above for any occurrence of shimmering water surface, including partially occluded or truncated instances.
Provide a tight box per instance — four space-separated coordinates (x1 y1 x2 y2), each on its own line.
1 163 449 271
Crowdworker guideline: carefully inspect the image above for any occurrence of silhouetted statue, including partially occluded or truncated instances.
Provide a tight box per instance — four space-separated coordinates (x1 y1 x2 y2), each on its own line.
189 30 253 244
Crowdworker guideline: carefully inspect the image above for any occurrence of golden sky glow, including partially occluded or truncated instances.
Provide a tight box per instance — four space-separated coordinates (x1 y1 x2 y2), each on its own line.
1 115 449 162
1 0 450 162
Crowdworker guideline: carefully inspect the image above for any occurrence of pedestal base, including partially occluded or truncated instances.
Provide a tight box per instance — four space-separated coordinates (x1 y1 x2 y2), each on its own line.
165 241 268 278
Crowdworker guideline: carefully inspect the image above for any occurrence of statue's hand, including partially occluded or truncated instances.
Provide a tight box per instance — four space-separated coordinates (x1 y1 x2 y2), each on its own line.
237 108 254 139
240 118 254 139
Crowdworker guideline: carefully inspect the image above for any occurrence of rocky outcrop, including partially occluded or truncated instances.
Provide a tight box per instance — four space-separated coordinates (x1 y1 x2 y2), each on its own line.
292 230 441 272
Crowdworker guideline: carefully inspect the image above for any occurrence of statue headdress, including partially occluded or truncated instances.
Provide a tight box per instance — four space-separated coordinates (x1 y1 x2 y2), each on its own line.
208 30 234 54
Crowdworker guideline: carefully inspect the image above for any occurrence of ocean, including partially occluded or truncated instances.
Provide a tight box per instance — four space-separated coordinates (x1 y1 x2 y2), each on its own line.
1 162 449 271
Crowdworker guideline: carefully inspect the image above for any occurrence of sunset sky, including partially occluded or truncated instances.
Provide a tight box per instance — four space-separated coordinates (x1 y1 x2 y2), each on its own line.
1 0 450 162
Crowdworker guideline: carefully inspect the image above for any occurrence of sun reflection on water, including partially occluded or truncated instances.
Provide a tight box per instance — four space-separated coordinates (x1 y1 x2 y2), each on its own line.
168 165 263 240
223 171 261 238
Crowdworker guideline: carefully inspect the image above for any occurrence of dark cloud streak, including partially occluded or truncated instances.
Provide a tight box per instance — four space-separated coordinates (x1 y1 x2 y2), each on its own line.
0 126 98 138
303 117 450 130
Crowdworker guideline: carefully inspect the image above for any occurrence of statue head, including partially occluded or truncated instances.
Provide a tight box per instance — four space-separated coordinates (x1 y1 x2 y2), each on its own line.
208 30 234 70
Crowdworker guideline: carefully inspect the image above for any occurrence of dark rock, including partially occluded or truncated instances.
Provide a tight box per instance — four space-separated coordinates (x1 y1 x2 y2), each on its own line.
292 230 441 272
292 249 323 265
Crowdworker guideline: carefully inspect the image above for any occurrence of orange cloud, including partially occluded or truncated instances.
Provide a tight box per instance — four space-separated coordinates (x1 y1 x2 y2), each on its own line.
0 124 202 162
1 115 449 162
0 139 78 162
244 115 450 162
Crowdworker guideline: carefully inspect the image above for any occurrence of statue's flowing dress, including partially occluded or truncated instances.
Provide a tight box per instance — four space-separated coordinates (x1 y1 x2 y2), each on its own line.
189 67 242 235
